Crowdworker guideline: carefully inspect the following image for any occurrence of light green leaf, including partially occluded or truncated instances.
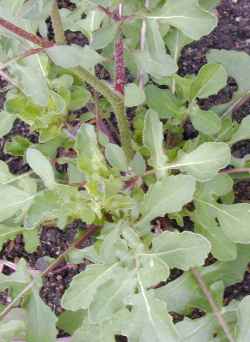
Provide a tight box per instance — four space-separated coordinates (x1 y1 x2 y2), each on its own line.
151 0 217 40
137 175 196 228
190 64 227 100
229 115 250 144
237 296 250 342
89 271 136 323
57 310 85 335
0 224 22 249
176 142 231 181
130 152 146 176
26 286 58 342
128 291 179 342
72 320 116 342
166 29 192 62
135 50 177 79
47 45 104 70
68 86 91 111
62 263 119 311
0 185 32 222
216 203 250 244
0 259 31 291
194 208 237 262
26 148 56 190
0 111 15 138
145 84 185 119
190 106 221 135
0 320 26 342
151 231 210 270
207 49 250 92
91 22 118 50
199 0 220 10
143 110 167 178
11 55 49 106
0 161 14 184
125 83 146 107
23 228 39 253
138 255 170 288
105 143 128 171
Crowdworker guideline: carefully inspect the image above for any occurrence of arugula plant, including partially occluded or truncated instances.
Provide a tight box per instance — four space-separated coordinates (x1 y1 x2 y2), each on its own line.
0 0 250 341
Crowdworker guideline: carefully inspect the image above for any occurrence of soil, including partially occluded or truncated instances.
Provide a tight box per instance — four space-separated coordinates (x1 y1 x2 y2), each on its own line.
1 0 250 338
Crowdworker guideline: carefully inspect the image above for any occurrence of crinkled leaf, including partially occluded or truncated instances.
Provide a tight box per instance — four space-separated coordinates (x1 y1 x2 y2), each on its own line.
26 148 56 190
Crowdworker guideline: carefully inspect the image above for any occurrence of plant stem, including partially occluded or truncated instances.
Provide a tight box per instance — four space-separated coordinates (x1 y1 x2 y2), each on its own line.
0 225 99 320
51 0 66 45
220 167 250 175
191 268 236 342
0 17 134 160
139 0 149 89
71 67 133 159
0 17 53 47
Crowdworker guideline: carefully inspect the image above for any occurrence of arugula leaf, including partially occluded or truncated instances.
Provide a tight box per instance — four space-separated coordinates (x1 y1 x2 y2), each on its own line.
26 148 56 190
143 110 167 178
137 175 196 229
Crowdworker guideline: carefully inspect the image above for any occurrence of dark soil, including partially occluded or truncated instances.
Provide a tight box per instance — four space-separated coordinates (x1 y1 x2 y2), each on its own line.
1 0 250 337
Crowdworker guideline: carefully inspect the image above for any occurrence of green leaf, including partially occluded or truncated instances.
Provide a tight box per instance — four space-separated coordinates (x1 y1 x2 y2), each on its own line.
129 152 146 176
176 142 231 181
151 231 211 270
0 224 22 249
5 136 31 156
11 55 49 106
215 203 250 244
26 285 58 342
105 143 128 171
166 29 192 62
0 111 15 138
237 296 250 341
189 105 221 135
71 320 116 342
26 148 56 190
0 259 31 291
124 83 146 107
128 291 179 342
88 271 136 323
207 49 250 92
152 0 217 40
47 45 104 70
190 64 227 100
145 84 185 119
143 110 167 178
68 86 91 111
0 185 32 222
91 22 118 50
138 255 170 288
137 175 196 228
229 115 250 144
62 263 119 311
23 228 39 253
57 310 85 335
199 0 220 10
0 320 26 342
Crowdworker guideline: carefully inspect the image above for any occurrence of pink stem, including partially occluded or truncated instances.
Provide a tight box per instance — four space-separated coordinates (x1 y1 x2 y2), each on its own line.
114 4 125 95
0 18 54 48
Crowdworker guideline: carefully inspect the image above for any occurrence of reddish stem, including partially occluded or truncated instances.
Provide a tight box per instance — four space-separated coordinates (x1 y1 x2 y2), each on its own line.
115 37 125 94
0 17 54 48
